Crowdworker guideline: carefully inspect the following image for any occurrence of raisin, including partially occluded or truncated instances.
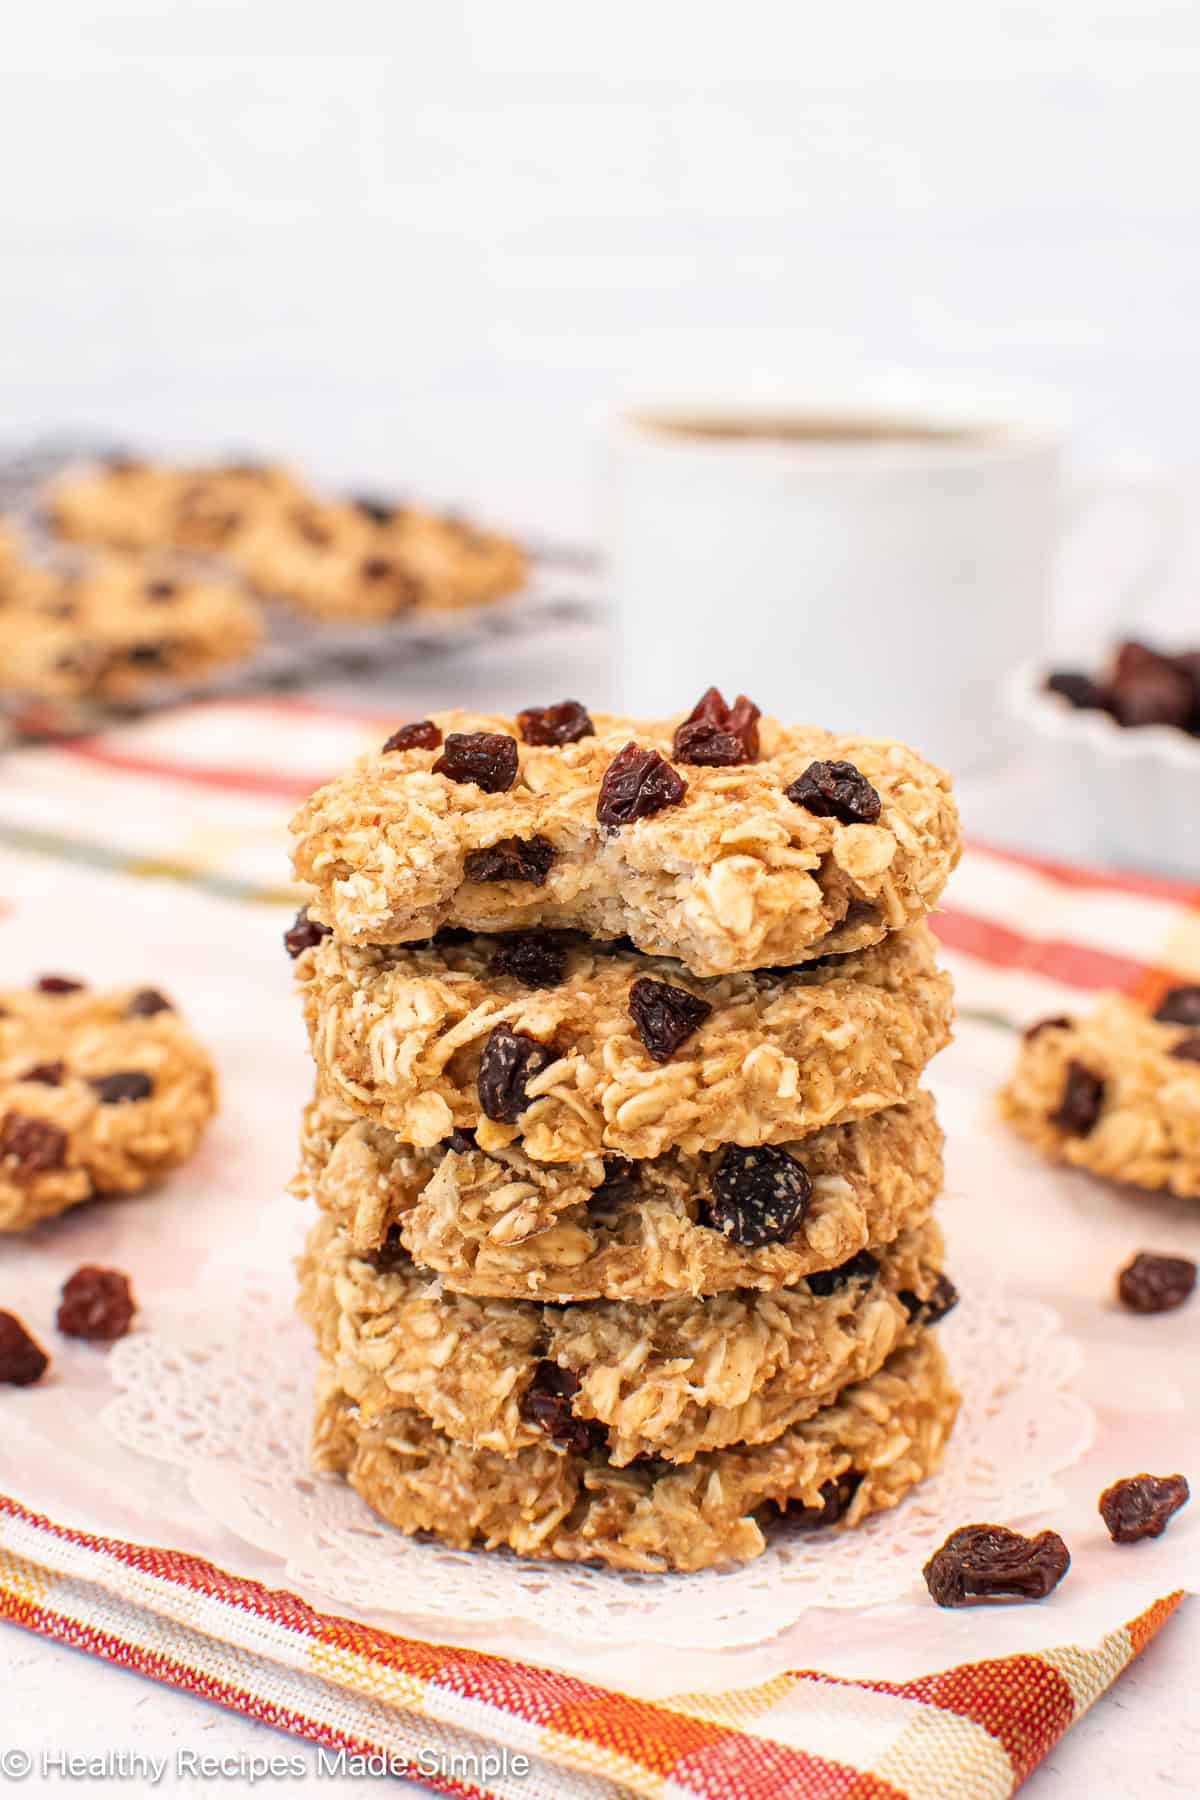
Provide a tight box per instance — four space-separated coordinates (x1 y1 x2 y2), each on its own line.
519 1361 602 1455
1169 1035 1200 1063
672 686 761 765
57 1266 136 1343
363 561 418 605
590 1156 639 1206
127 642 167 666
22 1061 65 1086
0 1112 68 1175
1113 671 1192 728
628 977 712 1062
1045 670 1106 710
804 1250 880 1297
1023 1014 1073 1042
463 836 556 885
0 1311 49 1386
284 907 331 958
924 1524 1070 1607
444 1128 478 1155
365 1226 408 1274
382 719 441 753
126 988 173 1018
899 1273 959 1325
37 974 85 994
516 700 595 746
89 1071 153 1105
783 1471 863 1528
1048 1060 1105 1134
433 732 519 793
490 931 567 989
704 1144 812 1247
786 760 882 825
596 743 687 827
352 494 397 524
476 1025 556 1122
144 578 178 602
1154 985 1200 1026
1098 1473 1189 1543
1107 641 1194 728
1117 1252 1196 1314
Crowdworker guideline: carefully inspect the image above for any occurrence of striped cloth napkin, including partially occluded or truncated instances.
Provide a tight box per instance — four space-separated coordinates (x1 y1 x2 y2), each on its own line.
0 1498 1182 1799
0 697 1196 1799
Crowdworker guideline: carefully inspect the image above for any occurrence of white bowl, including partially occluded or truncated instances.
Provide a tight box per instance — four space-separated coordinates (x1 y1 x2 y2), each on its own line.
1005 660 1200 876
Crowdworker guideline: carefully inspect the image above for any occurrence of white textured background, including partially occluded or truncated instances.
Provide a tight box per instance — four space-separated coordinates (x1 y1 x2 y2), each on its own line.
3 0 1200 541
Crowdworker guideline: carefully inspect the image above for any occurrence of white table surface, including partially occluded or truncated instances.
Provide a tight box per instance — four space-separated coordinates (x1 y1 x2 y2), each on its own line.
1 611 1196 1796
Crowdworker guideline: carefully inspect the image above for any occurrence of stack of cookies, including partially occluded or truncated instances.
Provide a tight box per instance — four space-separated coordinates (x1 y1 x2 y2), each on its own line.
288 691 962 1571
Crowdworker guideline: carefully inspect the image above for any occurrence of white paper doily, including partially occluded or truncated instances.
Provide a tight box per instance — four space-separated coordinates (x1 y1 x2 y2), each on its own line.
102 1200 1094 1650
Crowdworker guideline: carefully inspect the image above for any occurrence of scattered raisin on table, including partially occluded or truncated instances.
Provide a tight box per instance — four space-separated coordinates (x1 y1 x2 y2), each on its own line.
476 1024 556 1122
1169 1035 1200 1063
0 1112 68 1175
519 1361 604 1454
899 1273 960 1326
1048 1060 1105 1134
22 1061 65 1087
490 930 568 989
382 719 442 753
516 700 595 746
596 743 687 827
463 836 556 884
1154 985 1200 1027
1107 642 1194 729
433 731 519 793
786 759 882 825
628 977 712 1062
1117 1252 1196 1314
89 1071 153 1105
0 1311 49 1386
37 975 86 995
57 1266 136 1343
1024 1014 1073 1042
125 988 173 1018
804 1250 880 1297
1099 1472 1189 1543
284 907 331 958
704 1144 812 1247
1045 670 1106 710
672 686 761 765
923 1524 1071 1607
783 1471 863 1528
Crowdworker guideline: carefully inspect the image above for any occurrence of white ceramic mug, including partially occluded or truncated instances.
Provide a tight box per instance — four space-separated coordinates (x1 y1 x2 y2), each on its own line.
605 375 1065 773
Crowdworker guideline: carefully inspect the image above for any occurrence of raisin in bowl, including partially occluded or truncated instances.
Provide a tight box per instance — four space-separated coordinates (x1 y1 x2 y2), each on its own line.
1006 645 1200 876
